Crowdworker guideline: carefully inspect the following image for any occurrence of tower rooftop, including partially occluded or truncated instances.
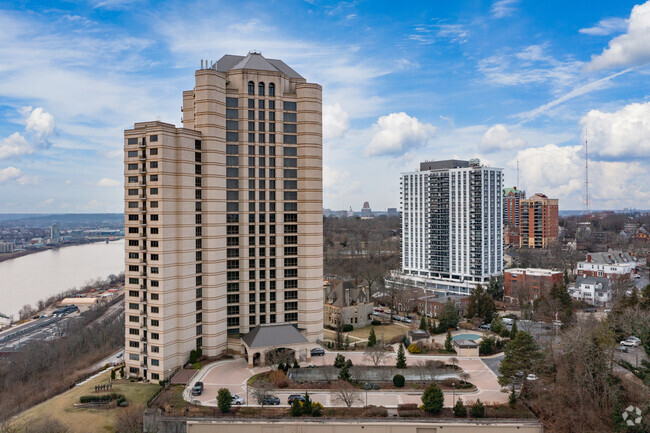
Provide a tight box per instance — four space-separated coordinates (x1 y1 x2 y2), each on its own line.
216 51 304 79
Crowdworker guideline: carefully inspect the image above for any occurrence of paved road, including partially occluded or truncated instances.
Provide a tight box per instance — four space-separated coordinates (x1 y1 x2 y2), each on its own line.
186 349 508 408
482 353 504 377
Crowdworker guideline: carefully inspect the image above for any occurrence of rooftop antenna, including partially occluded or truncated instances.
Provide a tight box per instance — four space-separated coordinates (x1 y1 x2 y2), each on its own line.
585 131 590 214
516 159 519 190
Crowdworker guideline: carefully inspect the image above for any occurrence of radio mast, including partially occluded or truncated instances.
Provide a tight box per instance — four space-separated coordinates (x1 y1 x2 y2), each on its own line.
585 135 590 214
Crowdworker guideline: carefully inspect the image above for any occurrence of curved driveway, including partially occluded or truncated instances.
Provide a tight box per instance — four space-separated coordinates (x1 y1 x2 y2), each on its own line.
184 349 507 408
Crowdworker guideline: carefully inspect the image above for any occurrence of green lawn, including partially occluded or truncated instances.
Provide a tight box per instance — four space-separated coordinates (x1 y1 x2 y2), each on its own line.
12 371 161 433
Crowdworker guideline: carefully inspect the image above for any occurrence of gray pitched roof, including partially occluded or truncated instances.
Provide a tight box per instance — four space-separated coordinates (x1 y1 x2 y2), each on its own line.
216 52 304 79
576 276 611 291
586 249 637 265
241 324 308 349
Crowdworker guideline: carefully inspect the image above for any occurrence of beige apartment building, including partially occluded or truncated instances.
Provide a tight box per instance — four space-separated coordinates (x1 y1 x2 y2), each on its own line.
124 52 324 381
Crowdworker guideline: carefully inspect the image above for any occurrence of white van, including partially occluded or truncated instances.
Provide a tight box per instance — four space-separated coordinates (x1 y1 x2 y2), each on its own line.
502 317 514 326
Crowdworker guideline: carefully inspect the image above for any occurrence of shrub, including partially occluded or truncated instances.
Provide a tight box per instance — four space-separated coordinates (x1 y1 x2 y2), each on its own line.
393 374 405 388
334 354 346 368
269 369 287 386
79 393 125 404
343 324 354 332
290 398 303 417
371 320 382 326
302 392 313 415
509 388 517 408
312 402 323 417
453 398 467 417
407 343 421 354
479 337 495 356
111 369 116 380
189 349 198 364
421 383 444 414
365 405 388 417
398 403 418 410
471 399 485 418
217 388 232 413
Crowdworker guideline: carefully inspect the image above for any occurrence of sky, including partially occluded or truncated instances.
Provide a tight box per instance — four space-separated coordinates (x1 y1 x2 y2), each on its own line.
1 0 650 213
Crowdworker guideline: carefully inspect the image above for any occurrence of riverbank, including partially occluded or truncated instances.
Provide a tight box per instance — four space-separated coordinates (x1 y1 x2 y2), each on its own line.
0 239 125 318
0 237 123 264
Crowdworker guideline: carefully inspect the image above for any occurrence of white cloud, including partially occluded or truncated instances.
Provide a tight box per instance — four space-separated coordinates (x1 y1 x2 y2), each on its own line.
323 103 350 140
478 44 583 93
579 17 628 36
513 144 650 208
0 107 57 159
0 133 32 160
365 112 437 156
515 68 631 122
24 107 56 141
588 2 650 70
481 124 526 152
580 101 650 159
491 0 519 18
409 23 468 45
0 166 22 183
16 175 41 185
97 177 121 187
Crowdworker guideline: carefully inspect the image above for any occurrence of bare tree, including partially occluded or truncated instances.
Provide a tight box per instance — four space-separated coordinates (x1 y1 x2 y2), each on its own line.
332 380 363 408
252 381 274 407
363 345 389 366
264 348 294 370
18 304 35 321
114 405 144 433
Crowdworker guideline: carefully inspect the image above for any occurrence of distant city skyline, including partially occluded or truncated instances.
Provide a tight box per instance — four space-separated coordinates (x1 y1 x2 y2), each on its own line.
1 1 650 212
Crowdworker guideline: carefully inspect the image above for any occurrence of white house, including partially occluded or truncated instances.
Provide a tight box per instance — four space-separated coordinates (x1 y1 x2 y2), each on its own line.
569 276 612 307
576 250 638 279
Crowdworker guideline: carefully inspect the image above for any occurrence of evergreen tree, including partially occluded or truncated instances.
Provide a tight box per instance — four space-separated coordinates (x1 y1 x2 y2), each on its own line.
302 391 312 415
396 344 407 368
367 328 377 347
549 283 574 323
419 315 427 330
338 362 352 381
453 398 467 417
445 330 454 352
421 383 444 414
498 331 543 387
487 276 503 300
438 300 460 331
563 269 569 286
290 397 303 416
344 335 350 349
470 399 485 418
509 320 518 339
491 315 504 334
334 354 346 368
466 284 496 323
217 388 232 413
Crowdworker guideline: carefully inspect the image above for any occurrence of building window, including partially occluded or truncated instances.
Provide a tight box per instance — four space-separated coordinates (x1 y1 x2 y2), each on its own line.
248 81 254 95
258 82 265 96
269 83 275 97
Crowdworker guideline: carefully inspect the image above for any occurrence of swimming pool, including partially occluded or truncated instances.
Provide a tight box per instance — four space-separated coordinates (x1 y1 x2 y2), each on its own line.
452 333 482 341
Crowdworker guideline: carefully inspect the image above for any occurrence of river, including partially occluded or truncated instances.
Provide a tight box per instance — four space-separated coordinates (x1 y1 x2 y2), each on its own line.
0 239 124 318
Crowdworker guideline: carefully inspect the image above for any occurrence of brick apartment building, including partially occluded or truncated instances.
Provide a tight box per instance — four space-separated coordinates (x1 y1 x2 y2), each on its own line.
519 193 559 249
503 187 525 246
504 268 563 304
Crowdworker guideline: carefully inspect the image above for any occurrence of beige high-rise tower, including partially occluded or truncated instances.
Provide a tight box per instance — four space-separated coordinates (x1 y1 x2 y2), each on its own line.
123 52 323 381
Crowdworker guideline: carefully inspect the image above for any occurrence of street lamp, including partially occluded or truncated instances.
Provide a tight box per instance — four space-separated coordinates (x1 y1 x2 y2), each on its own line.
452 382 456 407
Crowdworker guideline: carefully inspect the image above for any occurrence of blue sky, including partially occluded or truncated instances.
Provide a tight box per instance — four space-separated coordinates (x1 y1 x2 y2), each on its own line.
1 0 650 212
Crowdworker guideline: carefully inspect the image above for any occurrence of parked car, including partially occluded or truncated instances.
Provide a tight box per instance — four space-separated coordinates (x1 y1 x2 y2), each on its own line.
620 340 637 347
583 307 597 313
526 374 538 381
231 394 244 405
191 381 204 396
478 324 491 330
627 336 641 343
288 394 305 405
310 347 325 357
261 395 281 405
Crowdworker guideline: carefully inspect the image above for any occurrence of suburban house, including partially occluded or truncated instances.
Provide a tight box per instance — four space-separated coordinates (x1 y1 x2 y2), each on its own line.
568 276 612 306
504 268 564 304
576 250 638 278
323 280 374 329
